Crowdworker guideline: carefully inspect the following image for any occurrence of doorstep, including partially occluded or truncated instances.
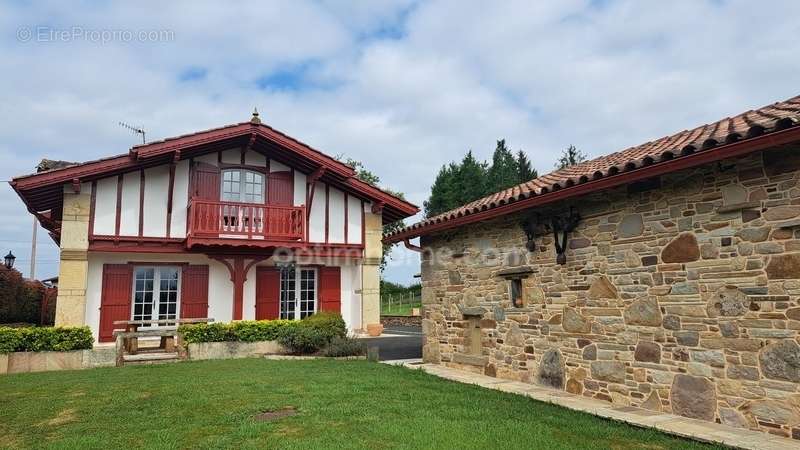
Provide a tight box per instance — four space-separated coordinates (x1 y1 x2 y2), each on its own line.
386 362 798 450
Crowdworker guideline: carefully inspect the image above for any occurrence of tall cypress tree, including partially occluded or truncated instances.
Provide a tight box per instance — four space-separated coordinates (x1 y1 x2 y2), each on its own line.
486 139 518 193
516 149 537 182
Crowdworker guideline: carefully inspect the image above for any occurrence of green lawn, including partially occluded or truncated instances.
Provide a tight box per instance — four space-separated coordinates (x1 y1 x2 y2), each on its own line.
380 301 421 316
0 359 719 450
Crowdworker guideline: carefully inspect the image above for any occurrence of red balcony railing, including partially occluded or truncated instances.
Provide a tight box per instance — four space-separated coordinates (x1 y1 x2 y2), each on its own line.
188 199 305 241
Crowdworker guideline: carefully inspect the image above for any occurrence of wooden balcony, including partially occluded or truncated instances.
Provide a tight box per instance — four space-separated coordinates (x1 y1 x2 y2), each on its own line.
187 199 305 247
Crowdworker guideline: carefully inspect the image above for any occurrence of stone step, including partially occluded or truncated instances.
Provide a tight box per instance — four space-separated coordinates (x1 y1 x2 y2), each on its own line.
122 352 180 365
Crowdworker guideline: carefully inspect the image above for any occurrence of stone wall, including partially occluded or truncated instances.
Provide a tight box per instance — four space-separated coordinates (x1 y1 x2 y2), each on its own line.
420 146 800 440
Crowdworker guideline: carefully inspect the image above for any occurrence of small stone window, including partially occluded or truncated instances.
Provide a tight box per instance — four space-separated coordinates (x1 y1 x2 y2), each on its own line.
510 279 523 308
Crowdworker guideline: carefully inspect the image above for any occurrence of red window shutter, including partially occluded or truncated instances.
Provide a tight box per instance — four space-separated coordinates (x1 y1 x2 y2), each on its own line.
319 266 341 313
255 267 281 320
180 265 209 319
194 162 220 200
268 171 293 206
98 264 133 342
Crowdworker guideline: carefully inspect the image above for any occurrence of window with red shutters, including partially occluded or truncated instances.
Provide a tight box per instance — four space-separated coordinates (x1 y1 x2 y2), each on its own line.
98 264 133 342
319 266 341 313
255 267 281 320
180 265 209 319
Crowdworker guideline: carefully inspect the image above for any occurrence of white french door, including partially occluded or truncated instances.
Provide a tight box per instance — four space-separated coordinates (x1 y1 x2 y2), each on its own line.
131 266 181 324
279 267 317 320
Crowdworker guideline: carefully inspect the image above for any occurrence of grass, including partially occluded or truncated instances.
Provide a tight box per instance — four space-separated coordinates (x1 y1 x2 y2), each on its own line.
380 300 422 316
0 359 721 450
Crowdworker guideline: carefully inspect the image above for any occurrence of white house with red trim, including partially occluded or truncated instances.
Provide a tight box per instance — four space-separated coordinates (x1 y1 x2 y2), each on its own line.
10 111 418 342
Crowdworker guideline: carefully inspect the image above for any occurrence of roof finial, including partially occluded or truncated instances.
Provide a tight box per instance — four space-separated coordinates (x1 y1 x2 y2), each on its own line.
251 107 261 124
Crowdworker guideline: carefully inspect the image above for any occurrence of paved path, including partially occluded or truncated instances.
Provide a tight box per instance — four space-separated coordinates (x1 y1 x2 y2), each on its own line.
359 326 422 361
382 360 798 450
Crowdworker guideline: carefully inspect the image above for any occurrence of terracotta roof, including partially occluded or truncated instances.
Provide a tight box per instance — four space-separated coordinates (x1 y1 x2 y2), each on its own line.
12 117 419 227
386 94 800 242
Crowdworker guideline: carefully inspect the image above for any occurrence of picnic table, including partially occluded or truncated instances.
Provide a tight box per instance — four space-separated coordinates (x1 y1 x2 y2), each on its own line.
112 318 213 359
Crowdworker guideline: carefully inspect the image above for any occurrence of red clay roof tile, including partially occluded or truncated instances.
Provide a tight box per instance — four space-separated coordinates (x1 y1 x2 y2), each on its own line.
388 94 800 241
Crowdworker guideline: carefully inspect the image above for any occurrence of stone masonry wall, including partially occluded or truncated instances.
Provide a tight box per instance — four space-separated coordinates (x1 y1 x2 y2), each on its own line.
420 146 800 440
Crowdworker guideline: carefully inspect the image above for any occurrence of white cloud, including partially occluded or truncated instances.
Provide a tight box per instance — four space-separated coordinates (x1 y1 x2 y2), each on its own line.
1 0 799 283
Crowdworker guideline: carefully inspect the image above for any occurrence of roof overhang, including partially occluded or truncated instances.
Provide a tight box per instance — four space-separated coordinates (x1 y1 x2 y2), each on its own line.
385 125 800 243
11 120 419 235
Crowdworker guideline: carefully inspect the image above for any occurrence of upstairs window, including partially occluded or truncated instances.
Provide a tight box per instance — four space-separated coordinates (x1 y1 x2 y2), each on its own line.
222 169 264 203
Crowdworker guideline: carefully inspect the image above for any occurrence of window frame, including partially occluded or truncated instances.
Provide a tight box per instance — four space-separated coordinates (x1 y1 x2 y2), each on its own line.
279 266 318 320
509 278 524 308
220 167 266 204
130 265 182 325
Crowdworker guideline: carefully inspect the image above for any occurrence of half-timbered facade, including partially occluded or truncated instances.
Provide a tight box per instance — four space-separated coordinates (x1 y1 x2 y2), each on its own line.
11 111 418 342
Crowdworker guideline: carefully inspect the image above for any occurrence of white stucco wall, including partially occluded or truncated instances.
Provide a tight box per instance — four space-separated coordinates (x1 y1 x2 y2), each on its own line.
85 252 234 342
293 171 306 207
245 150 266 166
340 263 363 330
269 159 290 172
328 187 345 243
86 252 364 341
119 172 140 236
142 166 170 237
347 195 362 244
170 160 190 238
308 181 326 242
93 176 117 235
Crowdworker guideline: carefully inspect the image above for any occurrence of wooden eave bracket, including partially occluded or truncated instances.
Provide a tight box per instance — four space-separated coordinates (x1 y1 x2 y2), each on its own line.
71 178 81 193
371 201 385 214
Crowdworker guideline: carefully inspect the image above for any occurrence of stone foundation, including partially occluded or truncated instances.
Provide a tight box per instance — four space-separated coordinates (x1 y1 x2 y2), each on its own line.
186 341 284 360
0 347 116 375
420 146 800 440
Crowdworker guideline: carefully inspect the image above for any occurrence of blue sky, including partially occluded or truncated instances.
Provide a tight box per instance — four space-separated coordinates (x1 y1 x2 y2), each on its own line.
1 0 799 285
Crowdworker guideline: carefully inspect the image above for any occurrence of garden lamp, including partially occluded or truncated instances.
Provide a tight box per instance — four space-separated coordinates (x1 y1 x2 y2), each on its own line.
4 251 15 269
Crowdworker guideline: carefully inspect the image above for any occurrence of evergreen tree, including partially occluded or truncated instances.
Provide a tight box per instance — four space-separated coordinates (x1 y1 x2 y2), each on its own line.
486 139 519 193
516 149 537 182
455 151 488 205
555 145 587 169
424 163 457 218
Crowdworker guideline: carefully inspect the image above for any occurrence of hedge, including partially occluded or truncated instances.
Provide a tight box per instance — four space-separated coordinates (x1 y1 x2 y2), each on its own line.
178 312 347 355
0 326 94 354
178 320 299 344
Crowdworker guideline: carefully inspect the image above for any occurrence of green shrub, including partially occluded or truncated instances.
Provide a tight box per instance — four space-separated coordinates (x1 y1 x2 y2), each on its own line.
0 326 93 354
230 320 298 342
178 323 233 343
178 313 348 356
277 325 328 355
321 335 366 357
301 311 346 341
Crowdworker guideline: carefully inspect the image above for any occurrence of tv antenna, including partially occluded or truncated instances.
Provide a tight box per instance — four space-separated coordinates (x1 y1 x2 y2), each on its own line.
118 122 146 144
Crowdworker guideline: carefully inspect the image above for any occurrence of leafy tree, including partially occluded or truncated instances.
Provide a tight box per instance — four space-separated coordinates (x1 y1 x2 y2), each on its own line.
516 149 537 182
486 139 519 193
555 145 587 169
338 156 406 271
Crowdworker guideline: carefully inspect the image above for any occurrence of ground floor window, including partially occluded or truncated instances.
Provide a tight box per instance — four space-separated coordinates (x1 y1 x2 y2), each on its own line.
279 266 317 320
132 266 180 323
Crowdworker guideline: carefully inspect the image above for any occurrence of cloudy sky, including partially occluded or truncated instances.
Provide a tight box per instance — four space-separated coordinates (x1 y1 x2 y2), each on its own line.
1 0 798 284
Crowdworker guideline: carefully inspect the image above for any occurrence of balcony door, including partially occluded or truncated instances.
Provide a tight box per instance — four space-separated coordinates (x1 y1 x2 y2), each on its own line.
221 168 264 203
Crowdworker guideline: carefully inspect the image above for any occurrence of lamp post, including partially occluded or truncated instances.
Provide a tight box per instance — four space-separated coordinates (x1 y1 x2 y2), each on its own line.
4 251 16 270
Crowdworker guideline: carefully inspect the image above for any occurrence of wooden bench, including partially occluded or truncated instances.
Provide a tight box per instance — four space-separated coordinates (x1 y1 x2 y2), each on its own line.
112 318 214 365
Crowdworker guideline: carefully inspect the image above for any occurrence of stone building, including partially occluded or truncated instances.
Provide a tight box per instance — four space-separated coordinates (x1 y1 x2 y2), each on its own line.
386 94 800 440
